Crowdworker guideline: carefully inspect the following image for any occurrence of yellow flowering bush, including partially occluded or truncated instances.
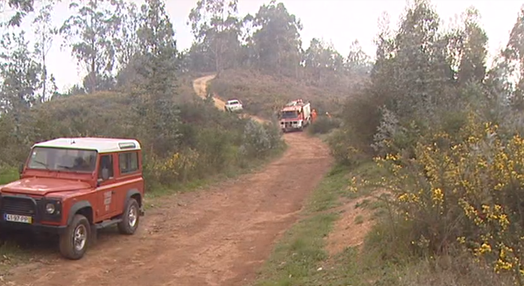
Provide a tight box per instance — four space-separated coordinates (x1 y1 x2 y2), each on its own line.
145 149 200 185
372 113 524 283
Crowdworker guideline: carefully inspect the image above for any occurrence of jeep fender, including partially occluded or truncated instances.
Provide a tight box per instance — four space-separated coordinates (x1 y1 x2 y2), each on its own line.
67 201 92 225
125 189 142 207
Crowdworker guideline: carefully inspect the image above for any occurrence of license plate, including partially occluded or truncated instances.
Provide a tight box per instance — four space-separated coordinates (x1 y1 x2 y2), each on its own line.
4 213 32 224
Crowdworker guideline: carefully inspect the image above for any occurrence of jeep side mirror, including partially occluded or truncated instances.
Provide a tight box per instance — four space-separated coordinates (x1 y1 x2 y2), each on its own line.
101 168 110 181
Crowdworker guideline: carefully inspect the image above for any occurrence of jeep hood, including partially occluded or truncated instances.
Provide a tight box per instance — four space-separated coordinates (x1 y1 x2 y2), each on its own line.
0 177 90 196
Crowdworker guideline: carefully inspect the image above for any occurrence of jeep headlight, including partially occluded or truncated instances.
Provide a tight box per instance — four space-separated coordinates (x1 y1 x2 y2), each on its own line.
45 203 56 214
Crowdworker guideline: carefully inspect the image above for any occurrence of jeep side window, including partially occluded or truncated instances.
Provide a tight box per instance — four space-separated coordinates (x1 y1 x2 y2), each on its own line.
98 155 114 181
119 152 139 174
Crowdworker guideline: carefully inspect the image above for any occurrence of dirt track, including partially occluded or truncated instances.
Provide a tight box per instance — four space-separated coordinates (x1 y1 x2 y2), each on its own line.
192 75 265 123
1 76 333 286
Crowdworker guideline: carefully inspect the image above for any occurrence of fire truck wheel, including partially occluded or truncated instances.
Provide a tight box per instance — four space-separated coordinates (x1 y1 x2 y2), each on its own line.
59 214 90 260
118 198 140 235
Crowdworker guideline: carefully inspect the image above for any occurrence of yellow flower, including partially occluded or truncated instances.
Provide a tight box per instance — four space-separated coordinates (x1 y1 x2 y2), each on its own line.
479 242 492 254
431 188 444 205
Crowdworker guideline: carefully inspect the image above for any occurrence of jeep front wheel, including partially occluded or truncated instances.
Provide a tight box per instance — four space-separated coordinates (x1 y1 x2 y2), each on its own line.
118 198 140 235
59 214 90 260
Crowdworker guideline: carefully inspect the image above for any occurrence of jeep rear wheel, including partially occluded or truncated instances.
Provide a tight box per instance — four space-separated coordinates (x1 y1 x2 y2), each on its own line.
118 198 140 235
59 214 90 260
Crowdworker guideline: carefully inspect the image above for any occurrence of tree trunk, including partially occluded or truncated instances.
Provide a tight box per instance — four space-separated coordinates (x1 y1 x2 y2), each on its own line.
42 32 47 103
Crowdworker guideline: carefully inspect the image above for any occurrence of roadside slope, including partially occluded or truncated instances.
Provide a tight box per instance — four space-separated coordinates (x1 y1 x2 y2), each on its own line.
193 74 265 123
1 75 333 286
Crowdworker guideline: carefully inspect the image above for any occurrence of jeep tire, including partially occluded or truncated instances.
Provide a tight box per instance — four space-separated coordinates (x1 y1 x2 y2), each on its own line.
59 214 90 260
118 198 140 235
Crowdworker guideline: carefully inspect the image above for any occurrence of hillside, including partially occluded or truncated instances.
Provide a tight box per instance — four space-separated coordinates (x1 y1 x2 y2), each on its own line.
0 76 284 191
208 69 367 119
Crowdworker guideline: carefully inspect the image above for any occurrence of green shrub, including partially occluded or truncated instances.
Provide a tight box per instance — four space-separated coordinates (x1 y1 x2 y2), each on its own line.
308 116 339 135
0 167 18 185
240 120 284 159
327 129 370 167
359 114 524 282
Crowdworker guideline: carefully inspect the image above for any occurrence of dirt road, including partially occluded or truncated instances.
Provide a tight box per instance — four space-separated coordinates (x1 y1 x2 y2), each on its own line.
192 74 265 123
1 76 333 286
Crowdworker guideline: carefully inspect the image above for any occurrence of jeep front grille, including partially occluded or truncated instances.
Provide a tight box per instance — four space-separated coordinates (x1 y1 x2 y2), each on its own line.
1 196 37 216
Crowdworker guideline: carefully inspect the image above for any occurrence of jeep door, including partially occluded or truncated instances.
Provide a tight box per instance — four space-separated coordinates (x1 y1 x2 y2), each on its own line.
96 154 119 219
115 151 143 210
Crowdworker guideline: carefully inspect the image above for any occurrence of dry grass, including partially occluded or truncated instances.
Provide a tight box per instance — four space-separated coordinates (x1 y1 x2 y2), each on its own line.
208 69 366 118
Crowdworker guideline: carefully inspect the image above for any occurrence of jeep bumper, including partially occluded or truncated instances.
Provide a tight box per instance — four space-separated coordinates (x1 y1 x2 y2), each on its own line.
0 194 65 234
0 221 66 234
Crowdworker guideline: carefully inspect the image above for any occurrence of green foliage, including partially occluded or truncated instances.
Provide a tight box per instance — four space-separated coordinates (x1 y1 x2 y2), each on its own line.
3 0 35 26
0 167 18 185
303 38 346 86
32 0 59 103
248 1 303 77
366 117 524 281
308 116 339 135
321 0 524 284
0 31 43 112
240 119 284 159
187 0 241 72
60 0 124 93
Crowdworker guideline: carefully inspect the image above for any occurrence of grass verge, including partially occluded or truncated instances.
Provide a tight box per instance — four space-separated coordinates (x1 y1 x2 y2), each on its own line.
0 167 18 185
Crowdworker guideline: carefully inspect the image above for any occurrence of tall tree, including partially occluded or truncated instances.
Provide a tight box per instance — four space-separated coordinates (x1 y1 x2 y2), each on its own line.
188 0 241 73
346 39 371 75
388 0 449 116
114 2 141 86
115 2 140 69
249 0 303 76
0 30 43 143
303 38 344 84
1 0 35 26
455 7 488 84
0 31 41 113
33 0 58 102
135 0 178 96
132 0 181 155
60 0 124 93
503 7 524 110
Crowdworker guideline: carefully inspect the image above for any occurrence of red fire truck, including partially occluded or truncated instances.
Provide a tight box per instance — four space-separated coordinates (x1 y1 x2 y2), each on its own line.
278 99 312 132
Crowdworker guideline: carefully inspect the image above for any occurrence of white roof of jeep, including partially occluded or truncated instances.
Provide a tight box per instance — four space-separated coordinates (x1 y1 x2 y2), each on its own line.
33 137 141 153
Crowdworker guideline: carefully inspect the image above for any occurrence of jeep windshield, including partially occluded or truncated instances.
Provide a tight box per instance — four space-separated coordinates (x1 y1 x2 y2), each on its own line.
227 100 239 105
27 147 97 173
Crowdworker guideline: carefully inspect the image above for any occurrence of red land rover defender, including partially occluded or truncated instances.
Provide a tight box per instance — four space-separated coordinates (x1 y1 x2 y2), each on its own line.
0 137 145 260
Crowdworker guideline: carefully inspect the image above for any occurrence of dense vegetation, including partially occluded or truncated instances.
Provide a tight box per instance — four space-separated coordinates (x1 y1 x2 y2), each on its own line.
328 0 524 284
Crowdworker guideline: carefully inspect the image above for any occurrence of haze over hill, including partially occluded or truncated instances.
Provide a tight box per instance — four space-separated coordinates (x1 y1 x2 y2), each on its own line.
1 0 523 92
